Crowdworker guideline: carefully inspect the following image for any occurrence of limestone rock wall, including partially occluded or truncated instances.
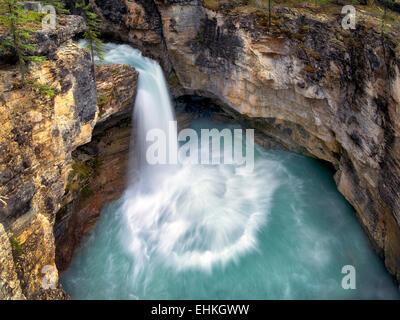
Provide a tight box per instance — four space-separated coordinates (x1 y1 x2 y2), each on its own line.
0 16 138 299
55 64 138 272
0 224 25 300
0 37 97 298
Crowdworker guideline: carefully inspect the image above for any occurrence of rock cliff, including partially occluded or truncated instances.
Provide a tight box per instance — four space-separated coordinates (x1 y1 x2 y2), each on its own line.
0 20 95 298
55 64 138 273
0 15 138 299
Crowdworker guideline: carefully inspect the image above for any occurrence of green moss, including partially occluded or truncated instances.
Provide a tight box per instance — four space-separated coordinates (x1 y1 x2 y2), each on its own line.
329 38 346 51
9 236 23 262
292 33 305 40
300 24 311 32
299 43 321 61
27 81 55 98
66 157 102 196
97 94 108 107
72 161 94 180
66 178 79 193
39 85 55 97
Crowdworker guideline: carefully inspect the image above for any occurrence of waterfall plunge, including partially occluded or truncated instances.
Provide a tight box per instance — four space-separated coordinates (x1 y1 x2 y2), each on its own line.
101 43 277 276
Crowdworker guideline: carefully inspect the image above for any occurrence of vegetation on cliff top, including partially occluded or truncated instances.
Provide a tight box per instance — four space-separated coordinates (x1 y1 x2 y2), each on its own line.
203 0 400 57
0 0 45 82
0 0 67 97
204 0 400 12
35 0 69 14
203 0 400 31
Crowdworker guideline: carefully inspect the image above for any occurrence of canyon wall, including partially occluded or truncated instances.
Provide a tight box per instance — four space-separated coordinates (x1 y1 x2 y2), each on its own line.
0 16 138 299
0 16 94 299
90 0 400 282
55 64 138 273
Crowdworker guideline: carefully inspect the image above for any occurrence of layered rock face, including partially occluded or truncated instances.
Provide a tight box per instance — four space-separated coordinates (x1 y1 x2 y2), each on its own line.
0 16 138 299
55 64 138 272
88 0 400 282
0 224 24 299
0 29 95 299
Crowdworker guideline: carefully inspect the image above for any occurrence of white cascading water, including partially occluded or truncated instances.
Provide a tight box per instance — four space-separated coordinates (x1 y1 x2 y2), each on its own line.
109 44 277 277
129 57 177 182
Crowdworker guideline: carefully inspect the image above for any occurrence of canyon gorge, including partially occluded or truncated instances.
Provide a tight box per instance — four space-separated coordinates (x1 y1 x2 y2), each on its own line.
1 0 400 299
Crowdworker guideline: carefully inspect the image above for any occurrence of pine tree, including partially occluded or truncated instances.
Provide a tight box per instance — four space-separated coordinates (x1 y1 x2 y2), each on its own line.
0 0 45 82
75 0 104 81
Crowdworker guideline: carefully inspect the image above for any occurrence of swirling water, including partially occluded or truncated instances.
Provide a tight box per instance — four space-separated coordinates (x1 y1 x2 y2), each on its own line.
60 44 400 300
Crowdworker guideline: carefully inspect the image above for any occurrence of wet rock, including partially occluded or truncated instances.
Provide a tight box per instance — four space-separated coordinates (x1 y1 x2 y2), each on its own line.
96 64 139 123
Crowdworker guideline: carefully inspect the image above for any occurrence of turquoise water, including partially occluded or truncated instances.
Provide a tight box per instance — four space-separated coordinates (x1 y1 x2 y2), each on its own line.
61 119 400 299
61 43 400 300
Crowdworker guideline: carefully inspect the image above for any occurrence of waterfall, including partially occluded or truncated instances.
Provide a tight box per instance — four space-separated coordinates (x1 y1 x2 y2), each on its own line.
130 57 177 183
101 44 277 276
101 43 177 188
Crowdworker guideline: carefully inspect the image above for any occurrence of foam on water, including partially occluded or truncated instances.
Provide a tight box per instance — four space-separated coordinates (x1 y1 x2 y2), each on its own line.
121 157 279 273
100 43 276 274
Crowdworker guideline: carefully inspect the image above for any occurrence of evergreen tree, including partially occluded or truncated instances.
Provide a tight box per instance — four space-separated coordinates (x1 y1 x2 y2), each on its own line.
0 0 45 82
75 0 104 81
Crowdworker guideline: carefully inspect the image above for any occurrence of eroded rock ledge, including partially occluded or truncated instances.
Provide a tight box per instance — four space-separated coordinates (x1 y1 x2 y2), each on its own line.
83 0 400 282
